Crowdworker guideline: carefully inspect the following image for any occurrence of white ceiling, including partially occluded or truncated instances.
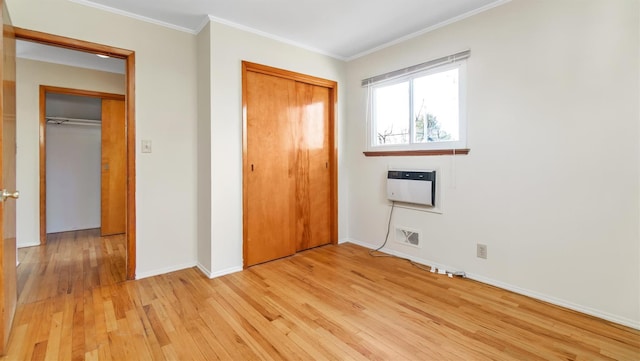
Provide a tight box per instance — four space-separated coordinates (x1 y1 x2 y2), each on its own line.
16 40 125 74
16 0 508 75
71 0 508 60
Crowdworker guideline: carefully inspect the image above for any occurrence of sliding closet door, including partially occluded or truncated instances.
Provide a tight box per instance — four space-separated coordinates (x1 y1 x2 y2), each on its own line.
244 71 297 266
243 61 338 268
101 99 126 236
295 82 331 251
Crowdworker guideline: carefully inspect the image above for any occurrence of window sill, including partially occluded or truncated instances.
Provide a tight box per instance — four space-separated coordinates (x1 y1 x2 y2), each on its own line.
363 148 470 157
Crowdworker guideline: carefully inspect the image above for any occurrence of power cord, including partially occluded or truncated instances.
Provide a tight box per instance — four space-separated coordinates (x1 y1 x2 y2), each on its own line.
368 201 395 257
368 201 438 273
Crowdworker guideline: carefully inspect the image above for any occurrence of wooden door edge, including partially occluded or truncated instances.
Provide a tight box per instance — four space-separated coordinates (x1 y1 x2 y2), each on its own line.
241 61 249 268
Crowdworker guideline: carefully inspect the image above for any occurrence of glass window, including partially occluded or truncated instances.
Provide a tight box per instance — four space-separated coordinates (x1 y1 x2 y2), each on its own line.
368 62 466 151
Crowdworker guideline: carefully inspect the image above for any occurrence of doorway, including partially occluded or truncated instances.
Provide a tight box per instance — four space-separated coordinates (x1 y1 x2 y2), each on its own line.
14 28 137 280
41 88 126 238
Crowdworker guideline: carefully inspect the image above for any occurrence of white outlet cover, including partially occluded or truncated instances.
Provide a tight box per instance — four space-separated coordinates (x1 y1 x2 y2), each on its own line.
141 139 152 153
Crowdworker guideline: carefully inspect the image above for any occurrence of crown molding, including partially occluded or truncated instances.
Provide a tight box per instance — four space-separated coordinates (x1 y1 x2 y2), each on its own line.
69 0 198 34
346 0 512 61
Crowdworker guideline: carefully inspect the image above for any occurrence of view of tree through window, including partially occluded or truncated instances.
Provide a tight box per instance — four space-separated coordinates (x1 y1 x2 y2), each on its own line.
373 66 460 148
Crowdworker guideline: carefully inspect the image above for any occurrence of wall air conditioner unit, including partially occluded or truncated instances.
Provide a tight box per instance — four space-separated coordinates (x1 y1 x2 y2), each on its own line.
387 170 436 206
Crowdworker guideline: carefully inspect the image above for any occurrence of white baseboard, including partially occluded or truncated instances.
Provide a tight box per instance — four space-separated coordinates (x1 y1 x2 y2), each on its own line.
195 263 242 279
17 242 41 249
465 273 640 330
136 261 197 280
338 238 352 245
344 239 640 330
196 262 213 277
346 238 454 273
209 265 243 279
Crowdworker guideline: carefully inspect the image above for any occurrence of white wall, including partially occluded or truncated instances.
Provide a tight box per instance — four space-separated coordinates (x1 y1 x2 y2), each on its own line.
9 0 637 330
196 22 212 274
16 58 124 247
9 0 199 278
45 123 101 233
345 0 639 328
199 20 348 276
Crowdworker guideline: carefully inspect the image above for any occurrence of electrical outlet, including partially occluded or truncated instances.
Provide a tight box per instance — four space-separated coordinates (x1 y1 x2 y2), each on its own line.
141 139 152 153
477 244 488 259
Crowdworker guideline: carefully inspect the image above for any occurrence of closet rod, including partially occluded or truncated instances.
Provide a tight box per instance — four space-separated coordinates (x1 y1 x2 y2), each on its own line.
46 116 101 126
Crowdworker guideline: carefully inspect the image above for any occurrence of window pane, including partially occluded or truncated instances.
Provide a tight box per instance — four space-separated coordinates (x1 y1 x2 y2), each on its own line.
374 81 409 146
413 68 459 143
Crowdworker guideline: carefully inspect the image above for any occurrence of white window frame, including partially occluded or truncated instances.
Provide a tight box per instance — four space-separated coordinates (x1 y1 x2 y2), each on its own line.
366 61 467 152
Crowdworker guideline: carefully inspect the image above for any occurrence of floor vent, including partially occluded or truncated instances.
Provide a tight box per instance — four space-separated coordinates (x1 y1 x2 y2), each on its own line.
395 226 421 247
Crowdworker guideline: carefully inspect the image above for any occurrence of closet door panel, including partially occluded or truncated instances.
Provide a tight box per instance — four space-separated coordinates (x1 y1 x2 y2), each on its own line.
245 71 297 266
295 82 331 251
101 99 126 236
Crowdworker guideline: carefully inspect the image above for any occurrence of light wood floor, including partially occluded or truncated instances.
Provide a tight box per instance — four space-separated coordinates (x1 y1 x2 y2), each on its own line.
16 229 126 305
3 232 639 360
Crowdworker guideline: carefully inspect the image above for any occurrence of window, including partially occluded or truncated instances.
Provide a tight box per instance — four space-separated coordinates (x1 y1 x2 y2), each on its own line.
364 53 468 154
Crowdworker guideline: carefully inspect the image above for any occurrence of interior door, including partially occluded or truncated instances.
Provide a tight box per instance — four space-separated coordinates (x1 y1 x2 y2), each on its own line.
0 0 17 354
100 99 126 236
244 71 297 266
295 82 331 251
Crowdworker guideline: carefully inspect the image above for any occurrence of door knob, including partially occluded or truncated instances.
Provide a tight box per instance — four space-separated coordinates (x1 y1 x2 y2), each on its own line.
0 189 19 202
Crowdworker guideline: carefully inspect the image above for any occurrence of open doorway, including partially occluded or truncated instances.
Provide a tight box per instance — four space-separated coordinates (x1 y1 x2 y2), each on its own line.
41 88 126 237
45 92 104 235
14 28 136 280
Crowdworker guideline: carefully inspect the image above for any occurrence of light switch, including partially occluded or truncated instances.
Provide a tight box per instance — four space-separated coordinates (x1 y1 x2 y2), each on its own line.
141 140 152 153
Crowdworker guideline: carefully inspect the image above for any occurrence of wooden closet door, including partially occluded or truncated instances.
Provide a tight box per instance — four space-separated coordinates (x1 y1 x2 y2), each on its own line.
101 99 126 236
295 82 331 251
0 3 17 352
245 71 297 266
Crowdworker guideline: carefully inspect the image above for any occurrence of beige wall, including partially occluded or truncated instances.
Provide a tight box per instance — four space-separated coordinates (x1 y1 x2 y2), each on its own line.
16 58 125 247
198 20 348 276
8 0 199 278
196 22 212 274
8 0 638 330
345 0 639 328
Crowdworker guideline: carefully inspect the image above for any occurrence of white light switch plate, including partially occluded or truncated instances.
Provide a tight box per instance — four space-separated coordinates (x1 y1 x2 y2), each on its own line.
141 140 152 153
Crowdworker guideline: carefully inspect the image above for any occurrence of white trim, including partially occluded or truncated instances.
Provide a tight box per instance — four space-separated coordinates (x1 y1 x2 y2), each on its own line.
206 15 345 60
17 242 41 249
346 239 456 273
338 238 354 245
69 0 511 61
207 265 243 279
346 0 512 61
68 0 198 34
196 262 212 278
195 263 242 279
466 273 640 330
195 16 211 34
135 261 197 280
344 239 640 330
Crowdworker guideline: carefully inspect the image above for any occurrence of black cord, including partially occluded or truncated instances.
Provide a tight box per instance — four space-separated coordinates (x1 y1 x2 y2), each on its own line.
369 201 395 257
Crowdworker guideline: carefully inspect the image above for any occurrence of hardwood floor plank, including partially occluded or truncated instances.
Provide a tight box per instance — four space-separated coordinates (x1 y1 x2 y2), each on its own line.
43 312 62 361
3 233 639 360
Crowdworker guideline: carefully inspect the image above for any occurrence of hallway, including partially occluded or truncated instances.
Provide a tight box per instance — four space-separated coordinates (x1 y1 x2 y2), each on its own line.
17 229 125 305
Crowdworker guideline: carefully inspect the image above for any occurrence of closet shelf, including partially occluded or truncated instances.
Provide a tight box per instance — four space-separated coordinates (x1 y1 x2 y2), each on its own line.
46 116 101 126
